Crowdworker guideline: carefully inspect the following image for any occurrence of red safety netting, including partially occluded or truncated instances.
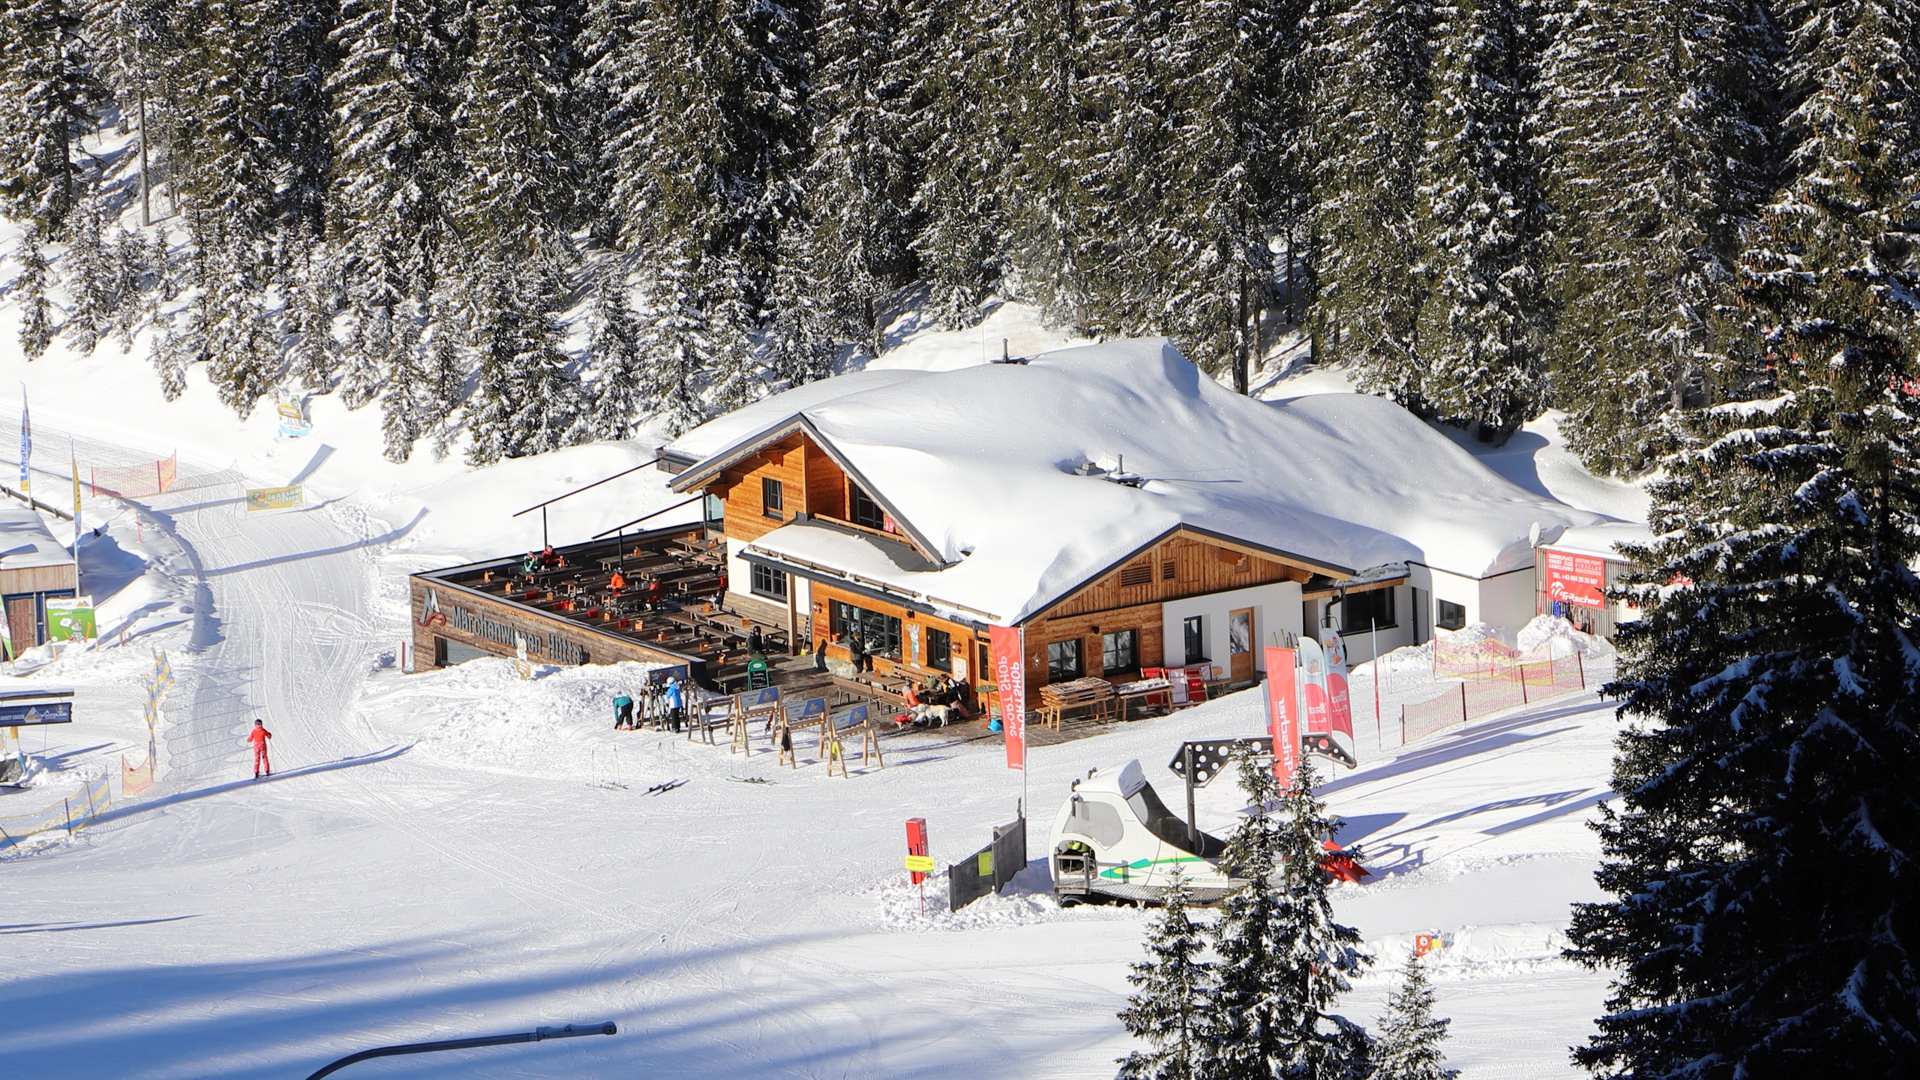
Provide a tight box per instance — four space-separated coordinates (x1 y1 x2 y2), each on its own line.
1402 651 1586 744
122 752 154 795
91 451 179 498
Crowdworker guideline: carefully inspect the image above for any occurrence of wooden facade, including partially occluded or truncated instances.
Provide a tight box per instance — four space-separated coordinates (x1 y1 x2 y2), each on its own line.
410 575 698 672
707 430 934 560
0 561 79 652
809 581 984 683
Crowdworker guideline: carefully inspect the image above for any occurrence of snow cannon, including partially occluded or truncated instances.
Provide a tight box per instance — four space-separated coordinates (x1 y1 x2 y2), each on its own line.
1049 760 1235 904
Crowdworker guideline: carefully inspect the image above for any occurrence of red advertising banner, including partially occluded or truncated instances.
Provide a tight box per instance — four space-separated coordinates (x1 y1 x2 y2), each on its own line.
1263 647 1301 788
1544 549 1607 608
1322 631 1354 739
991 625 1027 771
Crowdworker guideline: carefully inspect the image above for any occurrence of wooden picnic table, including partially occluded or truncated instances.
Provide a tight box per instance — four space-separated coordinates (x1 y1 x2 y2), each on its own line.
1038 677 1119 729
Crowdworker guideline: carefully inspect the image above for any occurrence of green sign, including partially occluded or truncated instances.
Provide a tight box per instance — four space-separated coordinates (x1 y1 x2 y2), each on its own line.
245 485 303 511
45 599 96 642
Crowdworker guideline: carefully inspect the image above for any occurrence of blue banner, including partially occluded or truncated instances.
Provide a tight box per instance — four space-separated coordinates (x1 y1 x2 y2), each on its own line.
0 700 71 727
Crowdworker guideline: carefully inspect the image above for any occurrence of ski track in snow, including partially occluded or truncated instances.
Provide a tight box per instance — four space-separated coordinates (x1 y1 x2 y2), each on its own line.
0 419 1614 1078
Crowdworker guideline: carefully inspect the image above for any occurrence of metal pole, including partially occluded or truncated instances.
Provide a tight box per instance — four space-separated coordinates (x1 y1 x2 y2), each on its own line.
541 505 549 550
1184 743 1197 849
306 1022 617 1080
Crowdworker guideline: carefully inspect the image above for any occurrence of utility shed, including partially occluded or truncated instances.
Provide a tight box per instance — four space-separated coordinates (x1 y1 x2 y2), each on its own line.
0 508 79 652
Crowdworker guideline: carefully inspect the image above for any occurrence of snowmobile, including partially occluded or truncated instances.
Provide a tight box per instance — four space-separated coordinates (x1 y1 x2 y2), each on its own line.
1048 760 1236 903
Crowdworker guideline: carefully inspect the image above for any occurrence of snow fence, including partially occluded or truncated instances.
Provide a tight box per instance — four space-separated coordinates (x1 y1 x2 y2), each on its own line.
1401 650 1586 744
0 774 111 851
89 451 179 498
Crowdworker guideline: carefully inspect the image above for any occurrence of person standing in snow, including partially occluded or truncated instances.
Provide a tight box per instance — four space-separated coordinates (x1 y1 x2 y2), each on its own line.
247 719 273 779
665 676 685 732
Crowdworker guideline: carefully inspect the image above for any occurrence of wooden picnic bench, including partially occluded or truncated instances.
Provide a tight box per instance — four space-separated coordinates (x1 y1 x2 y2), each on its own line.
1038 677 1120 730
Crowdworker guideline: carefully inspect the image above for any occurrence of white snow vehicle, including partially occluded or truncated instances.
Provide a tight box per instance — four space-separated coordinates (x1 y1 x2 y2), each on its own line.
1048 760 1235 903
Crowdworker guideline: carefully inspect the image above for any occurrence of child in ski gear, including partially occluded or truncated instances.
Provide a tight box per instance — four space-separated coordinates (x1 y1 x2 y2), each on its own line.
247 719 272 778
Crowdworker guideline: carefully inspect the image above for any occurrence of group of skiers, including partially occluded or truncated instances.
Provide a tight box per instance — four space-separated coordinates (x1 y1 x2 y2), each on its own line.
614 676 688 732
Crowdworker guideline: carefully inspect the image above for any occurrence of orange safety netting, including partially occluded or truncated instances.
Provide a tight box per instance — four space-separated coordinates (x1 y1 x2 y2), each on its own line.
1401 651 1586 744
90 451 179 498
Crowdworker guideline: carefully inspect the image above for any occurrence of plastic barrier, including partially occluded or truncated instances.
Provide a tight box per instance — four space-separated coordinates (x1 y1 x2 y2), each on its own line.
0 774 111 851
1402 651 1586 745
90 451 179 498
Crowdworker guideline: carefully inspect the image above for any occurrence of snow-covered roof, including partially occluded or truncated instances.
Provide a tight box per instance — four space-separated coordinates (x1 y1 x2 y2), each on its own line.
1545 522 1654 563
667 339 1609 624
0 508 74 571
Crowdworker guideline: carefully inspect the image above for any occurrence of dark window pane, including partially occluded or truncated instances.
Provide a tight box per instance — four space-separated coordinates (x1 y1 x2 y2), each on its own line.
1435 597 1465 632
849 484 886 530
1343 589 1399 633
927 627 952 671
750 563 787 601
1102 629 1137 675
1047 639 1082 681
1183 616 1206 664
762 478 784 519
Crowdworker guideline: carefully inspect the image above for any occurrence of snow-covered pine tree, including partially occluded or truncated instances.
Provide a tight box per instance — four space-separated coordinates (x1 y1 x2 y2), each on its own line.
377 294 430 462
1207 752 1371 1080
108 225 151 350
148 305 195 400
1152 0 1296 392
994 0 1101 331
0 0 99 234
1371 951 1457 1080
258 0 335 242
450 0 575 248
640 249 718 436
199 234 280 417
284 235 338 390
1310 0 1434 403
1568 2 1920 1074
1074 0 1179 338
902 0 1011 329
764 211 841 388
612 0 812 413
15 230 56 360
803 0 918 355
1414 0 1548 441
63 189 122 354
1538 0 1779 475
463 261 582 464
1117 868 1213 1080
583 262 648 441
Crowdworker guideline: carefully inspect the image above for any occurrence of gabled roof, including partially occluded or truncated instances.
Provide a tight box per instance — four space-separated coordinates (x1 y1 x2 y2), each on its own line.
664 339 1610 625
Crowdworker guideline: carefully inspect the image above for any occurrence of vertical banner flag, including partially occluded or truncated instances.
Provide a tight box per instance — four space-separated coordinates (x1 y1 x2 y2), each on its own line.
1299 635 1332 734
1263 646 1302 788
1321 630 1354 740
18 387 30 498
990 625 1026 771
71 442 82 547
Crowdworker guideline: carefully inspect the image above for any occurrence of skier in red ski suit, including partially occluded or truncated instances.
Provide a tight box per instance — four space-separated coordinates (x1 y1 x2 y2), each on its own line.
247 719 272 778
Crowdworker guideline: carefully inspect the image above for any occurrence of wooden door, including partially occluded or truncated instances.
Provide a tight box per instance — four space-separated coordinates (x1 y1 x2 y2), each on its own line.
1228 608 1254 682
6 597 37 656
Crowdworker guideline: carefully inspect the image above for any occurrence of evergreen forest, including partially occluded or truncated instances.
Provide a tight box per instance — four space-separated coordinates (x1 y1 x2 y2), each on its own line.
1 0 1915 479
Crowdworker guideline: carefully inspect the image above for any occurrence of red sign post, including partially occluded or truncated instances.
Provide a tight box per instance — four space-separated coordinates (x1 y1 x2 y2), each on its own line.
1263 647 1302 788
990 625 1026 771
1544 549 1606 608
905 818 932 915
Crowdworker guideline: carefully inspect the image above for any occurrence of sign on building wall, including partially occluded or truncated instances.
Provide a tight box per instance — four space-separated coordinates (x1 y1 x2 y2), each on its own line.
1544 550 1607 608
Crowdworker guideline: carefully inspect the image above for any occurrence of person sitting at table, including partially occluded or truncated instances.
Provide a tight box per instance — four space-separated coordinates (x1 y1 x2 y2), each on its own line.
746 625 764 656
609 569 627 594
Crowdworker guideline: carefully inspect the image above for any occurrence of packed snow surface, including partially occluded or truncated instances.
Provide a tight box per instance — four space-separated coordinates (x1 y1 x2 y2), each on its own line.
674 338 1612 624
0 291 1637 1078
